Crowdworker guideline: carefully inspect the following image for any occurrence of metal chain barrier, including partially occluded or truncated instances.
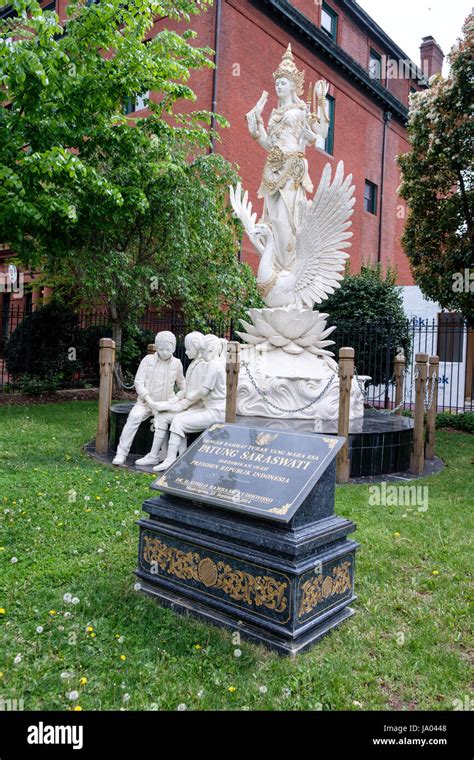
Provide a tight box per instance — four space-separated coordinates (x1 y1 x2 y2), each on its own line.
354 366 417 416
113 366 135 391
241 360 335 414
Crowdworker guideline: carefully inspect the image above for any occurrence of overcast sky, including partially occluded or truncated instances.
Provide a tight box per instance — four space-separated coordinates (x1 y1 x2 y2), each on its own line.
357 0 471 71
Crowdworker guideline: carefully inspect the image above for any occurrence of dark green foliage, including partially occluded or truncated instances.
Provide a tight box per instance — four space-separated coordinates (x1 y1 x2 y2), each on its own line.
4 303 79 382
397 15 474 325
436 412 474 434
323 265 411 385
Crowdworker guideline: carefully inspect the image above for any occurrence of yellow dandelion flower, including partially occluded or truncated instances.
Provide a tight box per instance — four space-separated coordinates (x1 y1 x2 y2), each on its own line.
393 532 400 538
49 610 57 616
86 626 94 632
194 644 202 651
79 677 88 686
228 686 236 693
0 609 5 615
120 655 126 661
74 706 83 711
90 633 96 638
0 672 3 678
432 570 439 575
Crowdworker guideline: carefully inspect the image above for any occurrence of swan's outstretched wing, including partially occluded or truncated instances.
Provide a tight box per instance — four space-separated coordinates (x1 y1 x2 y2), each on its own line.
229 183 257 237
294 161 355 308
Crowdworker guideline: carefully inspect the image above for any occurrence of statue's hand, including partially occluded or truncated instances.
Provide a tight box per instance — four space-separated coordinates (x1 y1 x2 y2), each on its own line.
302 125 317 143
315 79 329 101
254 90 268 117
250 223 272 257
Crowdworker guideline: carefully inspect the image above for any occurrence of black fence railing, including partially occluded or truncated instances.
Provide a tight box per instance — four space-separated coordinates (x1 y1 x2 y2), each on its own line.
0 303 472 413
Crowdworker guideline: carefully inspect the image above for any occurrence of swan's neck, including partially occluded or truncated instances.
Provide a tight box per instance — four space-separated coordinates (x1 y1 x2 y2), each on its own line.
258 240 275 284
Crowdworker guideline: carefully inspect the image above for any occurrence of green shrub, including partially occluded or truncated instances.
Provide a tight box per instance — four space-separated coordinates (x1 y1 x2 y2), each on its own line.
17 373 62 396
4 303 80 381
323 264 411 385
436 412 474 433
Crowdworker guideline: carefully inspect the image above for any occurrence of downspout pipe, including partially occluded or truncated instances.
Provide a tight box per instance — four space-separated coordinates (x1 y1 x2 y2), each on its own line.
377 110 392 263
210 0 222 153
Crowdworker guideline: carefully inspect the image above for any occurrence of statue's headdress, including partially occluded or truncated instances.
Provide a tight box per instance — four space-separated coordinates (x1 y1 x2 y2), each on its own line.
272 44 305 96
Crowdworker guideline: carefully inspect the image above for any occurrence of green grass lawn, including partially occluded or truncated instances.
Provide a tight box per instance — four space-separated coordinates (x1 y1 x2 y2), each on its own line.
0 401 472 711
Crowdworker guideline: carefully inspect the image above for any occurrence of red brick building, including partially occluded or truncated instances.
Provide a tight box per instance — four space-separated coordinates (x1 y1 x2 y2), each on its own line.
1 0 445 305
146 0 444 281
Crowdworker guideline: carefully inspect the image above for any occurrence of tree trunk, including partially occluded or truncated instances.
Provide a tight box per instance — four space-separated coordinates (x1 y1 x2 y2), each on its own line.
110 311 123 399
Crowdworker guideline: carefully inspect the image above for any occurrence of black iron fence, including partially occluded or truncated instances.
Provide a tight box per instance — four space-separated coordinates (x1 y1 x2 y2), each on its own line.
1 302 472 413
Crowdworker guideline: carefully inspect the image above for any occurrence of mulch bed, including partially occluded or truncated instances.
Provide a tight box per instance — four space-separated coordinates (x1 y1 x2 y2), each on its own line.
0 388 136 406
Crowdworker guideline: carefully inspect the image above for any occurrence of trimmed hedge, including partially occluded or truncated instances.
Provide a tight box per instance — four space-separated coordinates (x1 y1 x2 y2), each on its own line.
435 412 474 434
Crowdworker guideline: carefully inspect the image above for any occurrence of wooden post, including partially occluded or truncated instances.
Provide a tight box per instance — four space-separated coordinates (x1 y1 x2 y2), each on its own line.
336 347 354 484
147 343 156 354
425 355 439 460
96 338 115 454
225 341 240 424
394 348 406 415
409 352 429 475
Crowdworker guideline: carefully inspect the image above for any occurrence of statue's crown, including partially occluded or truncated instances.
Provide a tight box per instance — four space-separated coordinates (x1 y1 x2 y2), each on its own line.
272 44 305 96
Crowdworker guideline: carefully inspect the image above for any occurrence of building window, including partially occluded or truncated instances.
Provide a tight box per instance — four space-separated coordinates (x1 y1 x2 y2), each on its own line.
321 3 338 42
364 180 377 214
369 48 382 80
316 95 335 155
124 91 149 114
438 312 464 363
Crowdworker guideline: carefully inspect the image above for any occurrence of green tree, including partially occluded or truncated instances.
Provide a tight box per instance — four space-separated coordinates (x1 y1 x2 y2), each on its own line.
397 14 473 325
323 264 411 385
0 0 259 356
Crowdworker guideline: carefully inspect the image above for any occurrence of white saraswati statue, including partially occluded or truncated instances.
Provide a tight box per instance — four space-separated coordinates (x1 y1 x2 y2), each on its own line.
229 44 365 421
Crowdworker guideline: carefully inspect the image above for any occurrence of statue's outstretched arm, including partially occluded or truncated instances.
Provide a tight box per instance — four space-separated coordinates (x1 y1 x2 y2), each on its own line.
306 80 330 145
246 90 271 151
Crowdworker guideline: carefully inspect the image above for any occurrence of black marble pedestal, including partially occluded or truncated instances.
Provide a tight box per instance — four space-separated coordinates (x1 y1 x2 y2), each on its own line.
136 424 358 655
111 403 414 478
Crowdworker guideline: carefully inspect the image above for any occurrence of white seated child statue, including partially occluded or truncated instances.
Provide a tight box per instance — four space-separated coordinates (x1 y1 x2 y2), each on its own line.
112 331 185 466
134 330 207 467
153 333 227 472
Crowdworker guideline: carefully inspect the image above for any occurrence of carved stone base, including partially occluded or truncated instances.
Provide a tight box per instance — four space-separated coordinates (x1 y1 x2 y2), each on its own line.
237 345 365 420
136 460 358 655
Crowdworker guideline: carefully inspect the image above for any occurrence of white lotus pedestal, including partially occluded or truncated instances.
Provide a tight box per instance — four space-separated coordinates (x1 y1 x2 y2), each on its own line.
236 306 364 422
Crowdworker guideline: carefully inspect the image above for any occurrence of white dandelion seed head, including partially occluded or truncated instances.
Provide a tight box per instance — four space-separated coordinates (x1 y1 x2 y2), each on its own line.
68 690 79 701
177 703 187 711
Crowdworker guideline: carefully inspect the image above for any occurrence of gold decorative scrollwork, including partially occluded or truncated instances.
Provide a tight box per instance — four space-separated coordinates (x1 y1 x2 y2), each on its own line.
268 502 292 515
322 437 338 450
298 561 352 618
142 535 288 614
